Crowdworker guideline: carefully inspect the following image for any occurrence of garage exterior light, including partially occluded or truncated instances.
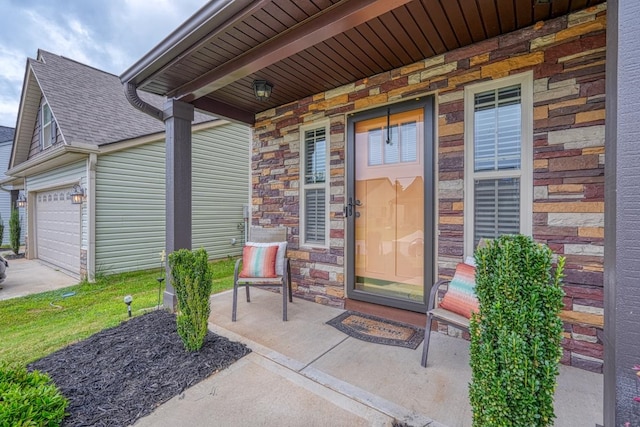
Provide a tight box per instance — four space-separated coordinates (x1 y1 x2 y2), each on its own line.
70 184 85 204
16 192 26 208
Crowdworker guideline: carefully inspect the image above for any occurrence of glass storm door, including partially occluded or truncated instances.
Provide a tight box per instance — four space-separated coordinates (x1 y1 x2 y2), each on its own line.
346 100 433 311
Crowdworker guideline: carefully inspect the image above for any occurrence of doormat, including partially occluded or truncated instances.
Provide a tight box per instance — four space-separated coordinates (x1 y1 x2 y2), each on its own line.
326 311 424 349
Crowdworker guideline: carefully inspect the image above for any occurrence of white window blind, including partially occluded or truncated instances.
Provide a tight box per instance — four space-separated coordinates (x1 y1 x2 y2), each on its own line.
367 121 418 166
302 125 328 246
474 85 521 172
473 85 522 247
305 188 326 243
464 74 533 256
304 128 326 184
474 178 521 246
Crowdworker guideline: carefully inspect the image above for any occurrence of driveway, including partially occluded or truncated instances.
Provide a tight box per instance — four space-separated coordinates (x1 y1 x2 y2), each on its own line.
0 256 79 301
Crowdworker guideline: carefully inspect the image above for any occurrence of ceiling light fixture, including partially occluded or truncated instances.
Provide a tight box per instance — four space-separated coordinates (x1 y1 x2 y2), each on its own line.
252 80 273 101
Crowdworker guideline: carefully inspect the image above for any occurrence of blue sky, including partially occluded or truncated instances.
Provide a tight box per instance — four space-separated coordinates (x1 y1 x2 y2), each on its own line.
0 0 209 127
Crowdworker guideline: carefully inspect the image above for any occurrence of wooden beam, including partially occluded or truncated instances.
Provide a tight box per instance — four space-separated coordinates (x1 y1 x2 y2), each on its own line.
192 97 255 124
171 0 413 102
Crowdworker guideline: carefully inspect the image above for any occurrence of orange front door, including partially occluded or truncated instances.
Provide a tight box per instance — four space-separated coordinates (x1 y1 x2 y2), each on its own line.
353 108 425 304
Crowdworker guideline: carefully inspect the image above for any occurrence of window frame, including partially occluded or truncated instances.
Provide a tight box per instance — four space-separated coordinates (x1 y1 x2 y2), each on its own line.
299 120 330 248
40 102 55 149
463 72 533 257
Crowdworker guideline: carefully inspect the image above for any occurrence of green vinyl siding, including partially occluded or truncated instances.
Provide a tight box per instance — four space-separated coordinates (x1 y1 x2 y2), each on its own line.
192 122 250 257
26 160 87 250
95 142 165 274
95 122 249 274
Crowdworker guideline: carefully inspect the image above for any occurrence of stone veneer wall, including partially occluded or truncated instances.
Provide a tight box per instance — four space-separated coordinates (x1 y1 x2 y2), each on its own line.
253 4 606 372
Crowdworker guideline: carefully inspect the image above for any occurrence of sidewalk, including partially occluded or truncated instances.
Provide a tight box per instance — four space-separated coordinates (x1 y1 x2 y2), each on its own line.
135 289 603 427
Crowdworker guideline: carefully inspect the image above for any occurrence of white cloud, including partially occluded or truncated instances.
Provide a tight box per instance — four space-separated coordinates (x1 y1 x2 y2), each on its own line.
0 46 26 83
0 0 208 127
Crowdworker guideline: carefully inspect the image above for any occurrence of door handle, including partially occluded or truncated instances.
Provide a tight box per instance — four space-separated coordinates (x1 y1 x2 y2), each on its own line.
344 198 362 217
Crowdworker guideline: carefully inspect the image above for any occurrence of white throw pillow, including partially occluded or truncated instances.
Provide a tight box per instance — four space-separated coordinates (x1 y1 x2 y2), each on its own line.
244 241 287 276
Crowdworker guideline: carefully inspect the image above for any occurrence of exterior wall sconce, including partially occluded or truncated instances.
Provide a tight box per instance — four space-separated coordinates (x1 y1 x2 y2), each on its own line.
70 184 85 204
252 80 273 101
16 192 26 208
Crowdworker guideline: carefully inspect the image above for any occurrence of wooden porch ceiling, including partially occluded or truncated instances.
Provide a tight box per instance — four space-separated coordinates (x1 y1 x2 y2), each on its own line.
125 0 606 124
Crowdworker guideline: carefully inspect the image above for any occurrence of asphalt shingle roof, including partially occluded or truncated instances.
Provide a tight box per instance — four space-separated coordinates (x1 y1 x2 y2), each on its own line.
0 126 14 144
31 50 212 146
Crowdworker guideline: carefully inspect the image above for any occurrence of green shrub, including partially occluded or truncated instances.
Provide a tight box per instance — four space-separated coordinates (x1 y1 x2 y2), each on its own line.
9 208 20 255
168 248 214 351
0 363 68 426
469 235 565 427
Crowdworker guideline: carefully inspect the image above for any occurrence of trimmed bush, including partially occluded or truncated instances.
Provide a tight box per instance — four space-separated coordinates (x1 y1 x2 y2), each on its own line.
9 208 20 255
168 248 214 351
0 363 68 426
469 235 565 427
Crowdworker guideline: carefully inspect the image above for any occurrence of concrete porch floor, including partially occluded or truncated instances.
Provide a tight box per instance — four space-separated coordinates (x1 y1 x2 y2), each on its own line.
136 289 603 427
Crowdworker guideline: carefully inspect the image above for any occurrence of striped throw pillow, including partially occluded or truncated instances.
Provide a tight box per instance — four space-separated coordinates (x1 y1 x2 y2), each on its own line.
439 262 478 319
239 245 278 278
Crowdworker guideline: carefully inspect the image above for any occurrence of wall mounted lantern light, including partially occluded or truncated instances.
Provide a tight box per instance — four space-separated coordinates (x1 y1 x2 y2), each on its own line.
70 184 85 205
16 192 26 208
252 80 273 101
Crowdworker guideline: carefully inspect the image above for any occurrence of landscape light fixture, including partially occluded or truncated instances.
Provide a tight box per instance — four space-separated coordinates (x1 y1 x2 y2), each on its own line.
252 80 273 101
124 295 133 317
16 192 26 208
70 184 85 204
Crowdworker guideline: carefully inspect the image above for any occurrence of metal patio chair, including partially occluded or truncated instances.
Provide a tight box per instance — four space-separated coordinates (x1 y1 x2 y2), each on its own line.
232 226 293 321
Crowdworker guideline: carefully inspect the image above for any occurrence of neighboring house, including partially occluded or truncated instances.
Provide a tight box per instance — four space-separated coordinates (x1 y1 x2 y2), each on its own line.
3 50 250 279
0 126 25 246
0 126 15 246
119 1 637 423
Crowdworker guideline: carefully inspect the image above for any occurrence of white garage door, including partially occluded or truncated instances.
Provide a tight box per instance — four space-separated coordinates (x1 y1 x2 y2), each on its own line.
36 188 81 274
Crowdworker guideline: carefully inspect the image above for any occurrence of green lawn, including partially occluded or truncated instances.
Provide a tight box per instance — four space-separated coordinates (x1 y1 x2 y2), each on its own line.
0 257 237 366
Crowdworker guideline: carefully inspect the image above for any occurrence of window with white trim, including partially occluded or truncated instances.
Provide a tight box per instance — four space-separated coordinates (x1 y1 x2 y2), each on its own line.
464 73 533 256
300 123 329 246
40 103 56 149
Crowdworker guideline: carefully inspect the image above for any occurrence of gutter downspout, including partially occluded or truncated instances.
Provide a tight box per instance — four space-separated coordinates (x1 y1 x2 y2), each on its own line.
124 82 164 121
87 153 97 282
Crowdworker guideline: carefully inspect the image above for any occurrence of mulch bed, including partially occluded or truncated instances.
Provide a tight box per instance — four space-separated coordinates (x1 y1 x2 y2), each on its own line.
28 310 251 427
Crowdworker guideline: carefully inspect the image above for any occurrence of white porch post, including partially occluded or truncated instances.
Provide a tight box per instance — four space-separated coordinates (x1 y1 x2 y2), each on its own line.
163 99 194 310
605 0 640 424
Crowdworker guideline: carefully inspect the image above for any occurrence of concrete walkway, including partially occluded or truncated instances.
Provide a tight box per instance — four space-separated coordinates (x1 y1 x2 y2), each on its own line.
0 257 78 301
135 289 603 427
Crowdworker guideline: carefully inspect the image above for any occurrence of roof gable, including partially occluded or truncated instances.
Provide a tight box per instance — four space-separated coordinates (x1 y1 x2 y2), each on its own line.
10 50 214 169
31 50 167 146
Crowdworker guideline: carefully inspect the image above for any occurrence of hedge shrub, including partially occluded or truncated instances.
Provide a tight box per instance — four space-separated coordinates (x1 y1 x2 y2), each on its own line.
0 363 68 426
9 208 20 255
168 248 213 351
469 235 565 427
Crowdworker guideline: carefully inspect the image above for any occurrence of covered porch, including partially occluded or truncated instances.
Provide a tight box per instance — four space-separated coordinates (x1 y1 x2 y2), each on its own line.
119 0 640 423
135 289 602 426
